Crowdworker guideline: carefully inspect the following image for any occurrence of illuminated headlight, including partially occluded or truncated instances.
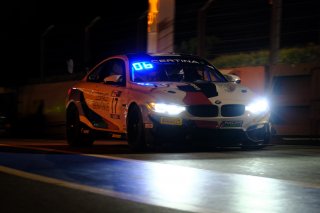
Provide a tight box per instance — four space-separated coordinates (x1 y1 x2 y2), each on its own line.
148 103 186 115
246 98 270 114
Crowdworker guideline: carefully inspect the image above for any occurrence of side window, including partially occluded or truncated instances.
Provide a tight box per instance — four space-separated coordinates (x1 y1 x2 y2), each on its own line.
110 60 125 76
206 67 228 82
87 68 101 82
87 59 125 84
103 59 126 86
87 62 111 82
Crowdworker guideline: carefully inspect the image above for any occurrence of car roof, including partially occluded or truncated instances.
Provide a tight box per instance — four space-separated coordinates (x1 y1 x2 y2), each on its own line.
125 52 210 64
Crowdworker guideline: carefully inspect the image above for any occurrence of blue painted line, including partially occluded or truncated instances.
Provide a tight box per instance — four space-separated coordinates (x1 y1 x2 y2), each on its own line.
1 151 320 213
0 152 156 196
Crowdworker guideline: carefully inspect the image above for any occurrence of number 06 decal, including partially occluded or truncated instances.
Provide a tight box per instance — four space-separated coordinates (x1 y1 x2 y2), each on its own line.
132 62 153 70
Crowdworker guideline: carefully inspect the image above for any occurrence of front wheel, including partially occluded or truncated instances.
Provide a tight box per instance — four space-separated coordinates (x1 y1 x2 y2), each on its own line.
127 105 146 151
127 105 160 152
66 106 94 147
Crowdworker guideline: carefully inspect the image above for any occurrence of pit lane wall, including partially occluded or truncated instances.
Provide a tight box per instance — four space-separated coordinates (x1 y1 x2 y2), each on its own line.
14 80 77 137
220 62 320 137
5 62 320 138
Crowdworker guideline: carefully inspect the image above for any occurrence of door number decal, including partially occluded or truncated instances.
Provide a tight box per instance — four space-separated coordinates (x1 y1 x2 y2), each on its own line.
111 97 118 114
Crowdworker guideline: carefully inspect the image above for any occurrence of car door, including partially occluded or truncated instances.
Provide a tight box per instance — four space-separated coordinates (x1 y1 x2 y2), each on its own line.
85 58 127 133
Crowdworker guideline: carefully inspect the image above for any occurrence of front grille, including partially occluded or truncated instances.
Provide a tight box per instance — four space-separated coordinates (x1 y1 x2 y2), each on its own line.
221 104 245 117
187 105 218 117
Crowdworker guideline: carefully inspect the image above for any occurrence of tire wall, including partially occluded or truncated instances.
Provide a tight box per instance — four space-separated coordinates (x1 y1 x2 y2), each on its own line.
15 81 77 137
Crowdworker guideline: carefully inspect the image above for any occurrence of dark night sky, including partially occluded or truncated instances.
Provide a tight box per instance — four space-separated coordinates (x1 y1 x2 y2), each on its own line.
1 0 319 86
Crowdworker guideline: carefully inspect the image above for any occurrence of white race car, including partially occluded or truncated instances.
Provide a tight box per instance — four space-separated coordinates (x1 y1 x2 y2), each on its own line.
66 53 272 150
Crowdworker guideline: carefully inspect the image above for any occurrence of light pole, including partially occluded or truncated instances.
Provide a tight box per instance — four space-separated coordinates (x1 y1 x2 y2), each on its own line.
267 0 282 92
84 16 101 70
40 25 54 82
197 0 215 57
137 10 148 52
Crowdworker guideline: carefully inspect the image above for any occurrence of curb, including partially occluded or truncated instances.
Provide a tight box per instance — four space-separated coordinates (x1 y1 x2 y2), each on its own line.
271 136 320 146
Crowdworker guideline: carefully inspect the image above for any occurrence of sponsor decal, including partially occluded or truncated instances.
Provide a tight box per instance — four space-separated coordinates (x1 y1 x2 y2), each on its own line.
90 92 110 111
92 92 109 100
220 120 243 128
112 134 122 138
160 117 182 125
151 59 201 64
79 92 120 130
194 120 219 129
80 92 108 129
92 101 108 111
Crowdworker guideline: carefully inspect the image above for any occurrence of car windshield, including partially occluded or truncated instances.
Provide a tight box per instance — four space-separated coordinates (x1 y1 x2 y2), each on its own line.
130 59 227 83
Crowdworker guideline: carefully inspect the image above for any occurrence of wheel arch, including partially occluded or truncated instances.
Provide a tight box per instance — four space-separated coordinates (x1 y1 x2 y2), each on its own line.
126 101 153 127
66 101 78 113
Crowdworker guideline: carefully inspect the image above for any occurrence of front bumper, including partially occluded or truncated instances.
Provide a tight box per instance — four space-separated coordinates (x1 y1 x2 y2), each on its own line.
146 115 271 147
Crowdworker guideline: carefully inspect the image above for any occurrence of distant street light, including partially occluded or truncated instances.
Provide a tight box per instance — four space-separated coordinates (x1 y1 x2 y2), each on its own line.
40 25 55 82
84 16 101 70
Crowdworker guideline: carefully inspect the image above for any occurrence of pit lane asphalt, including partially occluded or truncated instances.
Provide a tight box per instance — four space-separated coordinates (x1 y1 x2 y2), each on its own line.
0 138 320 213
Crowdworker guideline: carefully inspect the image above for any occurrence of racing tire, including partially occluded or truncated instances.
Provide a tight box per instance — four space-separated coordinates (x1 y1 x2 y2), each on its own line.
127 105 161 152
127 105 147 151
66 106 94 147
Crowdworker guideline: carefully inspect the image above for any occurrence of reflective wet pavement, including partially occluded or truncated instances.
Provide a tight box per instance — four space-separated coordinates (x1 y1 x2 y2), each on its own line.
1 146 320 213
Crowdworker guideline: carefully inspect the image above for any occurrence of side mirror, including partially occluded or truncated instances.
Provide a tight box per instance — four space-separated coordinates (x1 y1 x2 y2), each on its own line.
224 74 241 84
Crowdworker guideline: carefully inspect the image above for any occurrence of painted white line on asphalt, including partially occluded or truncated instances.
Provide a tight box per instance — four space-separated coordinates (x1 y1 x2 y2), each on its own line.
282 137 320 141
0 165 213 213
0 143 142 163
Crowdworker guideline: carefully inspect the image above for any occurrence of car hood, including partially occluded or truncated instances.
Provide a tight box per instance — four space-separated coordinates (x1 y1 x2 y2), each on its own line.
130 81 258 106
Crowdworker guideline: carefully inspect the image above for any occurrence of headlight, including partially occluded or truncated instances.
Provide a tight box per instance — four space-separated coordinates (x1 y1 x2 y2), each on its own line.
246 98 269 114
148 103 186 115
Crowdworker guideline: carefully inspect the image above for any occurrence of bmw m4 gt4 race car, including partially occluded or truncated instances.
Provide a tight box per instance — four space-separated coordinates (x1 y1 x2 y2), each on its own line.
66 53 272 151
